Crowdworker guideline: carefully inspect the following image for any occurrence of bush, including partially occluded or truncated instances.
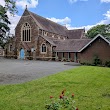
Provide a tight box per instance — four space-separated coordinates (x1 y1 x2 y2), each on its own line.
93 56 102 66
45 90 78 110
105 61 110 67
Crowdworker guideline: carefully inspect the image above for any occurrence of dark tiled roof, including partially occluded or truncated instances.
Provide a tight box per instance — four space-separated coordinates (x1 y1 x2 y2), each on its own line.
29 11 67 36
66 29 85 39
79 34 110 52
39 35 56 46
54 39 91 52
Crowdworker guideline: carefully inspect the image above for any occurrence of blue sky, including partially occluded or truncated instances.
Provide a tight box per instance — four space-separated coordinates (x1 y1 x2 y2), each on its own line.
1 0 110 34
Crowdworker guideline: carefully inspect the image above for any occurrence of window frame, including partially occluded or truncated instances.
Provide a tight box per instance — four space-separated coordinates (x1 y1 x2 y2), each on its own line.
41 43 47 54
21 22 31 42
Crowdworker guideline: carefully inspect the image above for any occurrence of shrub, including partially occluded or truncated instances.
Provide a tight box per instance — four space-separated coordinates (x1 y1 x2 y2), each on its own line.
93 55 102 66
45 90 78 110
105 61 110 67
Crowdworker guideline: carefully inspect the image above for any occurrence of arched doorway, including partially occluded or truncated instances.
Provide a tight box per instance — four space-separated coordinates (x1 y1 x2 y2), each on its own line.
20 49 25 59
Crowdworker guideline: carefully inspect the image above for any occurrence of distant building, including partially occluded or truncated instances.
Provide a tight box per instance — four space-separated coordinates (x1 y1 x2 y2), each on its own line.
5 8 110 64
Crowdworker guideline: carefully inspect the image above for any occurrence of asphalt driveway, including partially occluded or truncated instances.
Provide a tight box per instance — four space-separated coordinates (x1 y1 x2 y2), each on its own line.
0 58 78 85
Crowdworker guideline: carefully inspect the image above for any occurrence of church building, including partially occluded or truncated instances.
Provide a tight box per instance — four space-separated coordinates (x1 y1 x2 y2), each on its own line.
6 7 110 64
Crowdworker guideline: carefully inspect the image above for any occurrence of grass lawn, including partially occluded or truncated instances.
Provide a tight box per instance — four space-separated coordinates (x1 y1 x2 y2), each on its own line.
0 66 110 110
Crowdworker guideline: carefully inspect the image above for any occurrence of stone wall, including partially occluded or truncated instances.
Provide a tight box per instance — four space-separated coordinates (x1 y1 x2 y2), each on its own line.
36 36 53 60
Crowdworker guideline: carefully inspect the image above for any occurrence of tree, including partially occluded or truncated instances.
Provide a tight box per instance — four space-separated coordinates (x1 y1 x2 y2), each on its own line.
86 24 110 38
0 0 17 48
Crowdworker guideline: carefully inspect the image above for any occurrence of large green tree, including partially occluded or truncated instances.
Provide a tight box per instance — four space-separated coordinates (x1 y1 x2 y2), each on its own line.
86 24 110 38
0 0 17 48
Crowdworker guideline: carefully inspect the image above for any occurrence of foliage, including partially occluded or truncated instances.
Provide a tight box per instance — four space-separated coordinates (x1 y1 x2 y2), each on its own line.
105 61 110 67
0 66 110 110
93 55 102 66
45 90 78 110
0 0 17 47
0 5 10 38
86 24 110 38
4 0 17 14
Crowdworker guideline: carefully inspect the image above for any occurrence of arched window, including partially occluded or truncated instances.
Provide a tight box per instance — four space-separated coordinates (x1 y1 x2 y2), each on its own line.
41 44 47 53
21 22 31 42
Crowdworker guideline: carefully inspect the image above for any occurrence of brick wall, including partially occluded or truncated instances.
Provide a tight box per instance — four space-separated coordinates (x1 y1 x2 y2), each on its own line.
79 37 110 63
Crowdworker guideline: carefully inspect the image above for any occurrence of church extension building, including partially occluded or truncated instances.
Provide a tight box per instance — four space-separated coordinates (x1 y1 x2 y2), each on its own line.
6 8 110 64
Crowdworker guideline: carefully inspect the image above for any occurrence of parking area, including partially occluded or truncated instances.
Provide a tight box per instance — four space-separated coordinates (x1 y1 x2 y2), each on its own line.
0 58 79 84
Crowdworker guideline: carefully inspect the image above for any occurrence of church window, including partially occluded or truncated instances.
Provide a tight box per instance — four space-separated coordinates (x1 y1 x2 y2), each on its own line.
21 22 31 42
41 44 47 53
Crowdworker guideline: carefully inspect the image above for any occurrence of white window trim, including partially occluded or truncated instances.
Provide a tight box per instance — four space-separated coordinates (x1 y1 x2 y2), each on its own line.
21 22 31 42
40 43 47 54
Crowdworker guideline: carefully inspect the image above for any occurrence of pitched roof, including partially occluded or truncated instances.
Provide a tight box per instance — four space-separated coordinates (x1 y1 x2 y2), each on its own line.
66 29 85 39
54 39 91 52
39 35 56 46
28 10 67 36
78 34 110 52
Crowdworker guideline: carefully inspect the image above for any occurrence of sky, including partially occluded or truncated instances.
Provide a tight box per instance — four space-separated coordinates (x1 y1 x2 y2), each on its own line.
0 0 110 35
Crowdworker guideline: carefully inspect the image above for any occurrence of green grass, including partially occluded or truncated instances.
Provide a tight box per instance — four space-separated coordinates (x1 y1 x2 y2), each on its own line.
0 66 110 110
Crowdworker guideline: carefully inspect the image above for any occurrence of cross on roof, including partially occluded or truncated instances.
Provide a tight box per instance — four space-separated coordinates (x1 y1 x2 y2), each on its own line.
26 5 27 9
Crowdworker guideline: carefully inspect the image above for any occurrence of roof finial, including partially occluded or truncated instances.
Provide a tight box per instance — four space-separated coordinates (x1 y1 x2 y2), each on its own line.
26 5 27 10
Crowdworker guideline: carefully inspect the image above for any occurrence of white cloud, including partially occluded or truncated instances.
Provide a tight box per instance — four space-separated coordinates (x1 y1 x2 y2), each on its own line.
47 17 92 32
0 0 5 6
47 17 71 25
80 0 88 1
16 0 39 9
0 0 21 35
7 8 110 35
100 0 110 3
65 24 95 32
7 12 21 35
68 0 88 4
67 9 110 32
69 0 78 3
97 9 110 24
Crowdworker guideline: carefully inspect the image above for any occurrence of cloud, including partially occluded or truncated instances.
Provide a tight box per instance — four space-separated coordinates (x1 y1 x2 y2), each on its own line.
97 9 110 24
69 0 78 3
47 16 94 32
65 24 95 32
47 17 71 25
7 12 21 35
48 9 110 32
47 16 91 32
100 0 110 3
0 0 20 35
8 8 110 35
68 0 88 4
67 9 110 32
16 0 39 9
0 0 5 6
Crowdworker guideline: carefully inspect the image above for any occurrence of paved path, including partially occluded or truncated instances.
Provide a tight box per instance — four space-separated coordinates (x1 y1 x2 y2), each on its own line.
0 59 78 85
